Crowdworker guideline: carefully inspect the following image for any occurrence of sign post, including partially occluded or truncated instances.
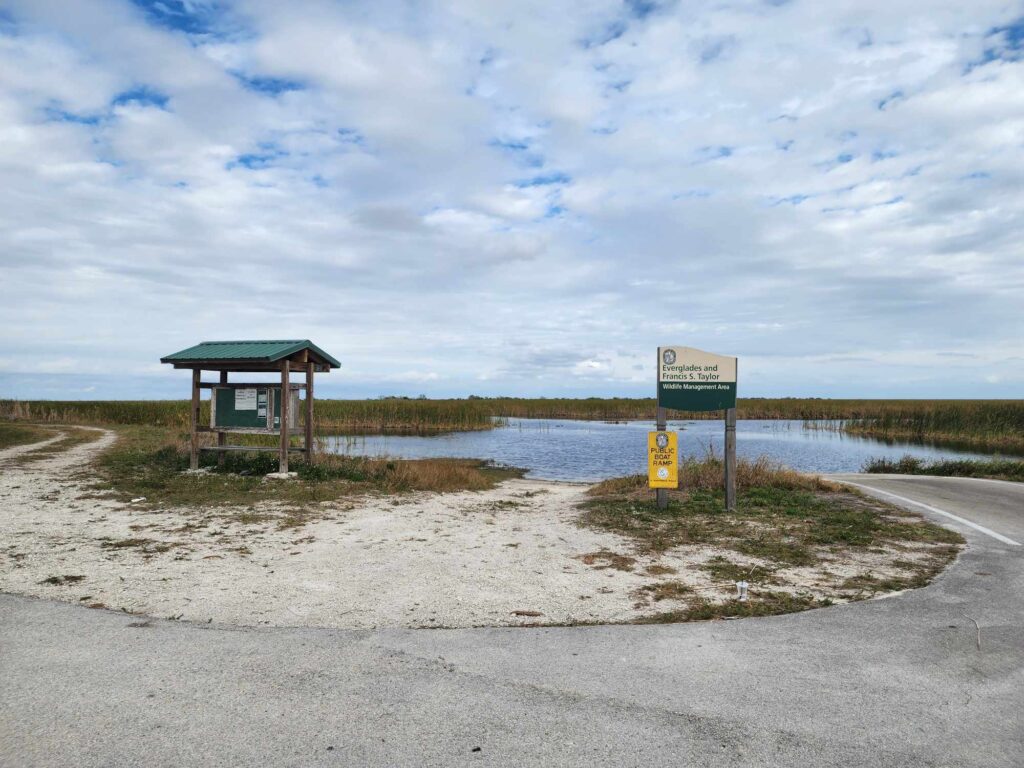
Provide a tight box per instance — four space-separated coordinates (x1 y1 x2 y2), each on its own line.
654 350 669 508
654 346 738 511
725 406 736 510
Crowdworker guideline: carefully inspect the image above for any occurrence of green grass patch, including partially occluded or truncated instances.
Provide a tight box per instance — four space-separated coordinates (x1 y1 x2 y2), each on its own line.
580 459 963 569
5 426 101 465
701 556 774 583
0 422 56 450
863 455 1024 482
92 425 523 508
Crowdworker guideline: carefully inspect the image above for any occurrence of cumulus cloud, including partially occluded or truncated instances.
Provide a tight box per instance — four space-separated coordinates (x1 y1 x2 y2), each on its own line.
0 0 1022 398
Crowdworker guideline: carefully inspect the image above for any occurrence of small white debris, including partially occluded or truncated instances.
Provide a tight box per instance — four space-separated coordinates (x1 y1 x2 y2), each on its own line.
130 497 146 503
264 472 298 480
736 580 749 602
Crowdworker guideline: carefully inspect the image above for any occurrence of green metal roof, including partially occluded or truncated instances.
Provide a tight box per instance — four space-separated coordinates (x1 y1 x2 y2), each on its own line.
161 340 341 368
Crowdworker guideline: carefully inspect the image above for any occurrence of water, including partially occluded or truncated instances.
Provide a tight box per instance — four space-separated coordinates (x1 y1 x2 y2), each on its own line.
324 418 1000 483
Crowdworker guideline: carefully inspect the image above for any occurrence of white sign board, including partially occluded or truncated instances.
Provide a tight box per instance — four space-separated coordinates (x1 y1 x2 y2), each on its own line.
657 346 737 411
235 388 258 411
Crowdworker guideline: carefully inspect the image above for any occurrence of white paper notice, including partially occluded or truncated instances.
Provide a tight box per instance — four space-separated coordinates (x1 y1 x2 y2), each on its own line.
235 388 258 410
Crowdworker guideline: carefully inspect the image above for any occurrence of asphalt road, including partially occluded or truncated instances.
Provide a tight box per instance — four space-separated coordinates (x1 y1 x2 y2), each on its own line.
2 475 1022 767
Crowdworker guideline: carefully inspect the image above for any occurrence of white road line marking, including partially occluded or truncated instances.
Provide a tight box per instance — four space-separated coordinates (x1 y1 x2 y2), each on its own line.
839 481 1022 547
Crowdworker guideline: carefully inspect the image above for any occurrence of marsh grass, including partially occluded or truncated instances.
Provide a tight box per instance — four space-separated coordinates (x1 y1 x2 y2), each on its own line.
5 397 1022 449
863 455 1024 482
0 398 500 435
839 401 1024 452
92 425 523 508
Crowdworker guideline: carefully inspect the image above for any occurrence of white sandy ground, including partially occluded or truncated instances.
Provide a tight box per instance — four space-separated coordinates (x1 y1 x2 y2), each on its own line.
0 428 953 629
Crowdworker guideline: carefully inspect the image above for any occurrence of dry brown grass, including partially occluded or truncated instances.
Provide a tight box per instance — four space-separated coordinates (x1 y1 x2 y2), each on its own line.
588 456 837 501
575 550 637 571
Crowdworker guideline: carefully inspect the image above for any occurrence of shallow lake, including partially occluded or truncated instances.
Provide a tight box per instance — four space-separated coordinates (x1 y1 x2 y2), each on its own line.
324 418 1000 483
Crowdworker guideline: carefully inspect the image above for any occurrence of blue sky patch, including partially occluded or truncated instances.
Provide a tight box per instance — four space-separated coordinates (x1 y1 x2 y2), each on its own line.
626 1 658 20
227 142 288 170
130 0 230 36
516 172 571 187
233 73 305 96
112 86 169 109
967 17 1024 72
42 104 102 126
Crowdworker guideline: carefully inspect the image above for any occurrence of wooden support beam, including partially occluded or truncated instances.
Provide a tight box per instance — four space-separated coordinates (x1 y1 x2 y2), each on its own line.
305 361 315 464
172 362 331 373
279 360 290 473
189 369 201 471
217 371 227 467
199 382 306 390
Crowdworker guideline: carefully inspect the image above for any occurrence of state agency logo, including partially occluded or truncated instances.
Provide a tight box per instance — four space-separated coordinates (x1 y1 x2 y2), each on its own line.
655 432 669 449
662 349 676 365
657 467 669 480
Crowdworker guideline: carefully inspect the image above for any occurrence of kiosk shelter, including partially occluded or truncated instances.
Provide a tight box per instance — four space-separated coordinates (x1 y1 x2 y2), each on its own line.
160 340 341 474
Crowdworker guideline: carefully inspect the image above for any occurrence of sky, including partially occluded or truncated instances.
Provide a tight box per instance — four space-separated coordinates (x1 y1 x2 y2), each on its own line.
1 0 1023 401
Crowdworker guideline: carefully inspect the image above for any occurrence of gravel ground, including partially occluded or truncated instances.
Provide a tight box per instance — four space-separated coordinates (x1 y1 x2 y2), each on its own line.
0 429 948 629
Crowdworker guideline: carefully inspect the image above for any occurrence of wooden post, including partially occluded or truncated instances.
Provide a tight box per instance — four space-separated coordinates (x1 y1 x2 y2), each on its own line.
189 368 201 471
305 362 315 464
655 346 669 510
279 360 290 474
725 407 737 511
217 371 227 468
656 403 668 510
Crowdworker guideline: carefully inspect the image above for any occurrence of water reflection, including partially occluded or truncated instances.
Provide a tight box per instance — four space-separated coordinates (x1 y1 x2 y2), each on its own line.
325 418 1002 483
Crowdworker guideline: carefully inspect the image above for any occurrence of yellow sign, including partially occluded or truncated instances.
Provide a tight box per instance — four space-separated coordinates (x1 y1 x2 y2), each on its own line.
648 431 678 489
